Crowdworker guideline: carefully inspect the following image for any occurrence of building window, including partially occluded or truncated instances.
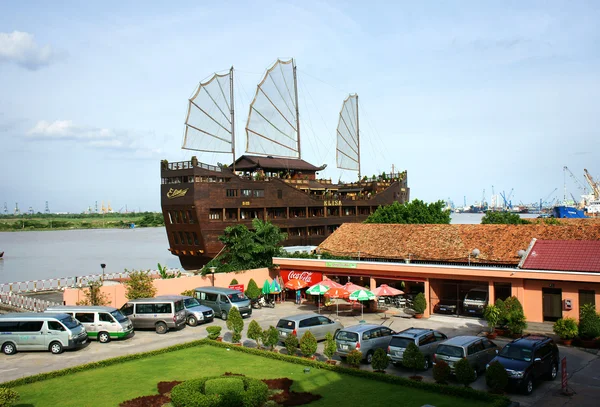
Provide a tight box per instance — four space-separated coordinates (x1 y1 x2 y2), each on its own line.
253 189 264 198
278 189 283 199
241 189 252 197
209 209 221 220
226 189 238 197
579 290 595 308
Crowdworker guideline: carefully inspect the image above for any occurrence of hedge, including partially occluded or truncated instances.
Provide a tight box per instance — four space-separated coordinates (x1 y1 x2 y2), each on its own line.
0 339 511 407
171 375 268 407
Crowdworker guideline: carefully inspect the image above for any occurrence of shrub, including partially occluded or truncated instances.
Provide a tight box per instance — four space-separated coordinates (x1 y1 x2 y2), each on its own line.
371 348 390 371
245 279 261 300
180 289 195 297
205 377 245 405
262 326 279 350
247 320 263 347
76 280 110 306
578 304 600 340
495 299 506 326
506 310 527 335
171 375 268 407
553 318 578 340
413 293 427 315
402 342 425 375
485 361 509 393
432 359 451 384
226 307 244 343
284 333 299 356
483 304 501 333
323 332 337 361
123 269 157 299
299 331 317 358
455 358 476 387
206 326 222 340
0 388 19 407
346 349 363 367
230 278 239 285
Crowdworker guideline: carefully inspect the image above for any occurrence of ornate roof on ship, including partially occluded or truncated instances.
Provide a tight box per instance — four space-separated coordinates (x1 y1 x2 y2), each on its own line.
232 155 326 172
318 223 600 265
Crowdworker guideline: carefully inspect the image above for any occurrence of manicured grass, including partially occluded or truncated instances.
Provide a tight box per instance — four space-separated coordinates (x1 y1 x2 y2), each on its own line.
12 346 488 407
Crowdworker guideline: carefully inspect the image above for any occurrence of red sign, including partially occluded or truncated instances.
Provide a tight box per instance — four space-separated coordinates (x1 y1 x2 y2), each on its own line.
561 357 567 391
228 284 244 293
280 270 322 286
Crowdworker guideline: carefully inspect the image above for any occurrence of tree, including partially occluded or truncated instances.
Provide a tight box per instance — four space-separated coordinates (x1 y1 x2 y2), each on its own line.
481 211 529 225
157 262 181 279
226 307 244 343
402 342 425 376
284 334 299 356
299 331 317 358
230 278 239 285
76 280 110 306
371 348 390 372
245 279 261 300
412 293 427 315
323 332 336 361
486 361 509 393
432 359 451 384
123 270 156 299
247 320 263 348
365 199 451 224
262 326 279 351
455 358 476 387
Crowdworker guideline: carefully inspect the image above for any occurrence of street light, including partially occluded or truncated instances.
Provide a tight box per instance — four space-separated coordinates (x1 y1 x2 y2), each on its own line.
100 263 106 281
209 266 216 286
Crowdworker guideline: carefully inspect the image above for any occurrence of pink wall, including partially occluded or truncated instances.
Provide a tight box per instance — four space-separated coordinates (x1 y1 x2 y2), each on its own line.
63 268 274 308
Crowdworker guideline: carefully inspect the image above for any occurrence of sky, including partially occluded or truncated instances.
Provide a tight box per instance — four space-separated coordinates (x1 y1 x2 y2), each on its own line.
1 1 599 213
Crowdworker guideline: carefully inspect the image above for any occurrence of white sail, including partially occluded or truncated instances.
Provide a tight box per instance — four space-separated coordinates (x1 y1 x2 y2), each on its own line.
182 68 234 156
245 59 300 158
336 94 359 175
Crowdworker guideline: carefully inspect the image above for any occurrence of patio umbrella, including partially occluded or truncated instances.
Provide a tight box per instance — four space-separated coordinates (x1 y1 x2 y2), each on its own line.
262 279 272 295
343 281 368 293
372 284 404 296
349 289 376 319
284 278 309 290
270 278 281 294
325 287 350 316
320 278 344 289
307 283 330 314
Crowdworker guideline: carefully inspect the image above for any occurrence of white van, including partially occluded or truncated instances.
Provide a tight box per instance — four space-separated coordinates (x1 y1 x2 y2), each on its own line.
0 313 88 355
463 287 488 315
45 305 133 343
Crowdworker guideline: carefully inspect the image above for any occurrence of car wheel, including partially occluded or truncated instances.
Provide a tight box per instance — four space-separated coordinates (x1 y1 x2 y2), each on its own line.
155 322 168 334
423 357 430 370
98 331 111 343
221 311 228 320
49 341 63 354
547 363 558 380
523 377 534 395
366 351 374 364
2 342 17 355
187 316 198 326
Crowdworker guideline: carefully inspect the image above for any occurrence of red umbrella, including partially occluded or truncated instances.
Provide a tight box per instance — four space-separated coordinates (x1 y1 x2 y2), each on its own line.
372 284 404 296
343 281 368 293
320 278 344 289
285 278 309 290
326 287 350 298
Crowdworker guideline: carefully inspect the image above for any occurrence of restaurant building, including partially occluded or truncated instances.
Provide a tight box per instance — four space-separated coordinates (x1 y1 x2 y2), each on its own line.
274 223 600 322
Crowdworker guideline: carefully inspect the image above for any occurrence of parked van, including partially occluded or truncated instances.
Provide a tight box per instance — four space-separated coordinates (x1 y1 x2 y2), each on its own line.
194 287 252 320
45 305 133 343
0 313 88 355
335 324 395 363
154 295 214 326
277 313 343 342
463 287 489 315
433 336 499 375
120 297 186 334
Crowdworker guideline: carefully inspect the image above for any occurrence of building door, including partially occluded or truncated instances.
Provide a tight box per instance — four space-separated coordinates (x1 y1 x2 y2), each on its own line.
542 288 562 322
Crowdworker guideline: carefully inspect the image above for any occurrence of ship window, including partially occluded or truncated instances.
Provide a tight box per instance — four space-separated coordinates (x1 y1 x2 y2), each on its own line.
187 210 194 224
178 231 185 244
226 189 238 197
278 189 283 199
195 176 201 182
209 209 221 220
172 232 178 245
253 190 264 198
193 232 199 245
186 232 193 245
181 210 188 223
167 211 173 224
225 209 237 220
241 189 252 197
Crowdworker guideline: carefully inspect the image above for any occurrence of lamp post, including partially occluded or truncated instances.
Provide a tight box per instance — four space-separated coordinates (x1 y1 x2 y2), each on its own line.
100 263 106 281
209 266 216 286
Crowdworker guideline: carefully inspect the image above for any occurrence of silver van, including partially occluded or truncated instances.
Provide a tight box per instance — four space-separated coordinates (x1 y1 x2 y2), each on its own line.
154 295 214 326
194 287 252 320
45 305 133 343
120 297 186 334
0 313 88 355
433 336 499 376
387 328 448 370
335 324 395 364
277 313 343 342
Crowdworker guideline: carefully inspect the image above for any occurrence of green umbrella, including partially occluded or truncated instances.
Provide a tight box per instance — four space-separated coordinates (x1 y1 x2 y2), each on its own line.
349 289 376 319
262 279 272 295
307 283 330 314
270 279 281 294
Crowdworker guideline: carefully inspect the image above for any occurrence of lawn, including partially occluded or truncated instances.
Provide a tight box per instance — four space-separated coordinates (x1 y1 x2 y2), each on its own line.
11 345 489 407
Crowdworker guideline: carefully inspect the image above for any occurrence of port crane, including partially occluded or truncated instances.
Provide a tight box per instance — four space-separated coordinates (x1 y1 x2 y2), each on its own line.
500 188 514 210
584 169 600 199
539 187 558 211
563 166 588 195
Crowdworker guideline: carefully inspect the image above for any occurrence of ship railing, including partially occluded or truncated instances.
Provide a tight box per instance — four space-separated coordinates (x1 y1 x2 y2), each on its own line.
0 291 62 312
166 160 222 172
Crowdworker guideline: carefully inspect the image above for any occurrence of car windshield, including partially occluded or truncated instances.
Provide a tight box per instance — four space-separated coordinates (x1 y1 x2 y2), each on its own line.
228 293 247 303
498 344 533 362
466 291 487 301
110 310 128 323
389 336 414 348
59 315 81 329
435 345 465 358
276 319 295 329
336 331 359 342
184 298 201 308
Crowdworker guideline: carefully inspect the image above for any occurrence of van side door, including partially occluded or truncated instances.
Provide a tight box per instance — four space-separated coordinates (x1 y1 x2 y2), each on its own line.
98 312 117 334
18 320 45 350
135 304 156 328
75 312 96 338
47 320 67 347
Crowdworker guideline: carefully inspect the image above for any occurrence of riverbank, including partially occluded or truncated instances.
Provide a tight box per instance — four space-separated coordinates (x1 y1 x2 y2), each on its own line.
0 212 164 231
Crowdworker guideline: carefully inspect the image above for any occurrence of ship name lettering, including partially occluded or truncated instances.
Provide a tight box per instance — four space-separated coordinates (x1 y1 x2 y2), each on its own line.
242 201 250 206
166 188 189 199
324 200 341 206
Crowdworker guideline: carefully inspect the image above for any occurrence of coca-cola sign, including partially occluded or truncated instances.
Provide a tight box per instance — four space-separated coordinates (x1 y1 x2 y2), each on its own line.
280 270 322 286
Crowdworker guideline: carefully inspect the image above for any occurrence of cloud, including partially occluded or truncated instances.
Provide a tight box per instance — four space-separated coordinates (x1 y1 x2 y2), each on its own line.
27 120 113 140
0 31 62 70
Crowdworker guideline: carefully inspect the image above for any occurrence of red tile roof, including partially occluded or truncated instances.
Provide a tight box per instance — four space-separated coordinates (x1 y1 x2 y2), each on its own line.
318 223 600 265
521 240 600 272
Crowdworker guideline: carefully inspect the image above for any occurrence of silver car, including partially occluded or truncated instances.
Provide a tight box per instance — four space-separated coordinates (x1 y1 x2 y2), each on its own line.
277 313 343 342
433 336 499 376
155 295 214 326
387 328 448 370
335 324 395 364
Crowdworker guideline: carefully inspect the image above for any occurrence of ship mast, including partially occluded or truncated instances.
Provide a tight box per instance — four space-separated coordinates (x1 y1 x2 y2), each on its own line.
356 94 360 180
293 59 301 159
230 66 235 172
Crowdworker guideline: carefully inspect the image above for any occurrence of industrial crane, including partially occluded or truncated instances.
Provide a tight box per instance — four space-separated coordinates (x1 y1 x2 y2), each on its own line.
584 169 600 199
500 188 514 210
539 187 558 211
563 166 588 194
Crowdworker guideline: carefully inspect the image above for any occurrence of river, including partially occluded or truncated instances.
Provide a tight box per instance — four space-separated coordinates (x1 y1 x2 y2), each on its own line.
0 213 539 284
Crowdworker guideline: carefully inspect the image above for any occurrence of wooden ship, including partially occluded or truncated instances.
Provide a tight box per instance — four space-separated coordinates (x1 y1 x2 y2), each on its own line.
161 59 410 270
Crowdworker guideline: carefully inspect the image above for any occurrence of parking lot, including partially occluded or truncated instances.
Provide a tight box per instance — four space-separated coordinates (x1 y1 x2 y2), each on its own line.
1 301 598 406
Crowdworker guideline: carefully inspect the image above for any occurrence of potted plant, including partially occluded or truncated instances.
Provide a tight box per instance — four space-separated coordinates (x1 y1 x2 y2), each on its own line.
226 307 244 344
299 331 317 359
432 359 450 384
412 293 427 318
247 320 264 349
262 326 279 351
284 334 299 356
323 332 337 365
206 326 222 341
402 342 425 381
346 349 362 369
485 361 509 394
577 304 600 348
483 304 501 339
371 348 389 373
553 318 578 346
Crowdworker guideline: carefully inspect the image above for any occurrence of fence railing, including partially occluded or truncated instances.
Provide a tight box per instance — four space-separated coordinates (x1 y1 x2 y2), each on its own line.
0 292 62 312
